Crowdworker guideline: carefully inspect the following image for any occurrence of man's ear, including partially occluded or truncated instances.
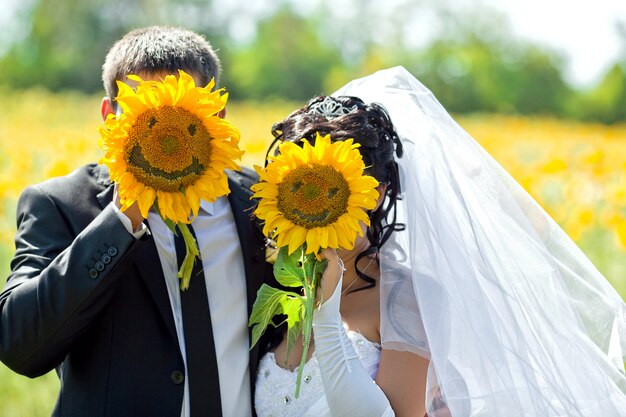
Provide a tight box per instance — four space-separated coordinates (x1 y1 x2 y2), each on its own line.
101 97 114 121
218 107 227 119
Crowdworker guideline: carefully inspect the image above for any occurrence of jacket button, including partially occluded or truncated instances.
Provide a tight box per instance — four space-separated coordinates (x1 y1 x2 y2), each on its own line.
171 371 185 385
107 246 118 257
89 269 99 279
101 254 111 264
95 261 105 272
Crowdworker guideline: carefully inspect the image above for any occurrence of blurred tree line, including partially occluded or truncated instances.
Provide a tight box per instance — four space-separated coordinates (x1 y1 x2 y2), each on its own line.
1 0 625 123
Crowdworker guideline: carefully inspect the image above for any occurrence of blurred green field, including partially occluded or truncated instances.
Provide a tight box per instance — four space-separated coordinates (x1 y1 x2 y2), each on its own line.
0 371 59 416
0 89 625 415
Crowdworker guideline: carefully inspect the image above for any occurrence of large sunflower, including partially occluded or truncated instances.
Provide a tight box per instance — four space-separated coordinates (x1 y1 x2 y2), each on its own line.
99 70 243 290
252 133 379 254
99 70 243 224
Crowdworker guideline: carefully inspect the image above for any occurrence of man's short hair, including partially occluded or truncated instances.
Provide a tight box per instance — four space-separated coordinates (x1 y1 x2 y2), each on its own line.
102 26 221 108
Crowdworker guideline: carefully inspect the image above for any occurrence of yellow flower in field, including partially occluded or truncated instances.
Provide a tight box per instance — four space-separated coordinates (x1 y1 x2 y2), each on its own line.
541 157 568 174
98 70 243 224
566 206 596 241
252 133 379 254
615 219 626 249
582 148 604 165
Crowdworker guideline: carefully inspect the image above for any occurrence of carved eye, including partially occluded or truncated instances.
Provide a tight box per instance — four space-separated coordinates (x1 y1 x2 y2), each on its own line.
291 180 303 193
188 124 196 136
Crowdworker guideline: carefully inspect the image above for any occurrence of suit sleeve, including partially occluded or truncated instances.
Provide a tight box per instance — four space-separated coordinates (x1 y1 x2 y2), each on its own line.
0 184 147 377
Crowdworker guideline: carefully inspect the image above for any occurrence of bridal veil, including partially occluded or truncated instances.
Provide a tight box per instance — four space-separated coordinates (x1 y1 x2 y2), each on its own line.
334 67 626 416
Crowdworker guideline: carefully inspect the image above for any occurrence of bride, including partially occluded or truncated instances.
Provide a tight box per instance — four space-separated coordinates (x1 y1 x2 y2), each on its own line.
253 67 626 417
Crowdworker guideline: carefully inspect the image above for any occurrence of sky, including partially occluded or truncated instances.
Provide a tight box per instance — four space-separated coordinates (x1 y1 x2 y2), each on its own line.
1 0 625 88
301 0 626 88
486 0 626 87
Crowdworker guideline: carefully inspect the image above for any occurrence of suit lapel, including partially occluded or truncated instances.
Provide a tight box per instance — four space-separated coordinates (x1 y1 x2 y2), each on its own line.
227 173 269 390
132 233 181 346
95 169 180 349
227 176 265 313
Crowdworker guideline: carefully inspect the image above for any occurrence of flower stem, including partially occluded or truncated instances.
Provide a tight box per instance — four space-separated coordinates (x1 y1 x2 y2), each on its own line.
294 251 325 398
177 223 200 291
295 273 316 398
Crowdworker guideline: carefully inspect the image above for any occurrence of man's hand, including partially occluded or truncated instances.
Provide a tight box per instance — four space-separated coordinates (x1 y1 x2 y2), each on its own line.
113 184 145 231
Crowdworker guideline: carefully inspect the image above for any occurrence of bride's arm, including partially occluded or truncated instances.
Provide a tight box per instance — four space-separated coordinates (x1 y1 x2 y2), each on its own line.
376 350 429 417
313 250 428 417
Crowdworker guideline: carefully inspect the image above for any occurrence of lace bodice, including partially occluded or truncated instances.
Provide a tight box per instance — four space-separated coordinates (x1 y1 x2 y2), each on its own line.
255 331 381 417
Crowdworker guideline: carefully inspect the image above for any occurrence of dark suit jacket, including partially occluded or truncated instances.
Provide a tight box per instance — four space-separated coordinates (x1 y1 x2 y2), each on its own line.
0 163 273 416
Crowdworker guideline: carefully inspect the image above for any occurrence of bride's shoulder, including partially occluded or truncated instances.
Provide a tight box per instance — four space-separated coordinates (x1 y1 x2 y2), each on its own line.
341 273 382 343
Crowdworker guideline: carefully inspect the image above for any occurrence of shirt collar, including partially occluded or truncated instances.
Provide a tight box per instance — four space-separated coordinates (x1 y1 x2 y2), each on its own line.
148 199 215 217
199 199 215 216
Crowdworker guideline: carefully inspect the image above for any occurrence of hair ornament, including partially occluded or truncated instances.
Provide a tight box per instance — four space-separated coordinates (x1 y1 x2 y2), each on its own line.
308 96 357 120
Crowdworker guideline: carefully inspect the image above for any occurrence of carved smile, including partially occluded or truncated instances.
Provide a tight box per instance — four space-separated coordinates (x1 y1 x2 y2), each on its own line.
128 145 205 180
291 208 330 223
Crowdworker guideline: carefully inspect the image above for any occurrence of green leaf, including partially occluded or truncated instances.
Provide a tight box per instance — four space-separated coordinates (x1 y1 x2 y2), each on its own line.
248 284 302 348
297 249 326 287
273 246 307 288
249 285 285 347
311 256 328 288
283 298 304 364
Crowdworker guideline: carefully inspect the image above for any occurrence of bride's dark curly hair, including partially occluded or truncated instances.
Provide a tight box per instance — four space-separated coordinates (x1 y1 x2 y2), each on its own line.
266 95 404 293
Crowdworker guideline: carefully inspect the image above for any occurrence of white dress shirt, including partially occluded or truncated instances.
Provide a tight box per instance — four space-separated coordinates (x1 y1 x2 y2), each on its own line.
114 197 251 417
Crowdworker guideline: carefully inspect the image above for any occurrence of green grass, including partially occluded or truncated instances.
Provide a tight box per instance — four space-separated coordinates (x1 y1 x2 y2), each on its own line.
579 228 626 297
0 365 58 417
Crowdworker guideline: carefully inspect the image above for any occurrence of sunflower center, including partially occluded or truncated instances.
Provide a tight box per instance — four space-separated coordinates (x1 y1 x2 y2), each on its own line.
277 164 350 228
125 106 213 192
302 183 321 199
160 135 179 155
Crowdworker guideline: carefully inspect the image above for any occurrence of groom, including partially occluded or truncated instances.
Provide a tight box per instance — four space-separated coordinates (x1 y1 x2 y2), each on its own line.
0 26 273 417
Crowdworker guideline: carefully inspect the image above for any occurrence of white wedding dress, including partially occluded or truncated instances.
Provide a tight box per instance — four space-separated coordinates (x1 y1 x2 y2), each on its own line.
254 67 626 416
255 330 382 417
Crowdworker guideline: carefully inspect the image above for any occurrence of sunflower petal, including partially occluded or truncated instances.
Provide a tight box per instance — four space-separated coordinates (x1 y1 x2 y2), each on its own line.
137 186 155 218
185 185 201 219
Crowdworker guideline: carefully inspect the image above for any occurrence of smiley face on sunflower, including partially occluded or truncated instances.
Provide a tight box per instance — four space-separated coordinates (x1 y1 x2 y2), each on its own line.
252 133 380 254
99 70 243 225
